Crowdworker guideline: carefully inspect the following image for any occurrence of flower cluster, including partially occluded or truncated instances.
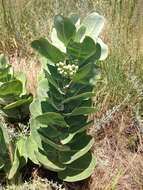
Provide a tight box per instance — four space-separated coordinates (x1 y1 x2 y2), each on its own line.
56 61 79 78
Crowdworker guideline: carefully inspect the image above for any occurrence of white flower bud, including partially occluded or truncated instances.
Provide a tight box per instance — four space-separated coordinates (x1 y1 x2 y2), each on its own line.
63 65 67 70
57 67 62 72
72 64 75 69
60 62 64 67
64 71 67 75
70 71 74 75
69 65 73 71
59 70 64 74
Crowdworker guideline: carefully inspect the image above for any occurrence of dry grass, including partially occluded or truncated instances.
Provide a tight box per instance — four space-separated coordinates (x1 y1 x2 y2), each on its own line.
9 52 41 96
4 177 67 190
89 108 143 190
0 0 142 55
66 108 143 190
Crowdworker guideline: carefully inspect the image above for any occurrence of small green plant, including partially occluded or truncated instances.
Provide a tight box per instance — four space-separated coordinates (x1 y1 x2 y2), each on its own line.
0 54 32 123
0 122 31 184
0 123 10 175
0 121 23 182
0 54 33 182
28 12 108 182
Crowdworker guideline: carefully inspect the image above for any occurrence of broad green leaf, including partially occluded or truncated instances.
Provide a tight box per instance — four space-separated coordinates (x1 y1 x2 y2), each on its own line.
37 79 49 99
51 28 66 53
1 107 24 121
0 124 9 172
62 92 94 104
26 135 39 165
31 38 65 63
8 149 20 179
59 133 94 164
35 150 65 172
0 122 9 144
30 119 69 151
16 137 28 161
84 43 101 63
82 12 105 41
30 119 43 149
38 125 61 139
67 36 97 60
0 124 7 155
69 120 93 134
0 80 22 96
54 15 76 46
47 64 63 81
38 132 70 152
64 107 97 116
48 84 64 110
72 63 95 84
0 95 17 106
97 38 108 60
30 98 57 119
65 115 87 127
30 99 43 118
60 133 74 145
0 158 4 169
44 70 64 94
61 121 93 144
42 99 58 112
69 14 80 25
64 98 92 114
36 112 69 128
74 26 86 42
81 12 108 60
58 152 96 182
15 72 27 95
3 96 32 110
0 67 10 80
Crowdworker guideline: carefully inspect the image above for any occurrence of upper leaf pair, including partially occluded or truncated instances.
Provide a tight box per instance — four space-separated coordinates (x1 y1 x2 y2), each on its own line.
32 12 108 67
51 12 108 61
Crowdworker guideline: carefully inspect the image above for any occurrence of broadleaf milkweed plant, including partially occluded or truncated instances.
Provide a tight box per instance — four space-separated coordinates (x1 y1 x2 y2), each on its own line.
29 12 108 182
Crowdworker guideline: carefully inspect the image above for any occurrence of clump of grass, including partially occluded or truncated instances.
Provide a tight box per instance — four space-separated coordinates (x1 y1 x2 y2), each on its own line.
3 177 68 190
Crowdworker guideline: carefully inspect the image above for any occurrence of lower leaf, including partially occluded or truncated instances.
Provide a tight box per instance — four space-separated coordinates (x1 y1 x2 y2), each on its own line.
58 152 96 182
59 133 94 164
35 150 65 172
8 149 20 179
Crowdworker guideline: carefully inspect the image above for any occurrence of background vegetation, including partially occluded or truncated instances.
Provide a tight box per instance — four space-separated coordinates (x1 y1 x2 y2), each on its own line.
0 0 143 189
